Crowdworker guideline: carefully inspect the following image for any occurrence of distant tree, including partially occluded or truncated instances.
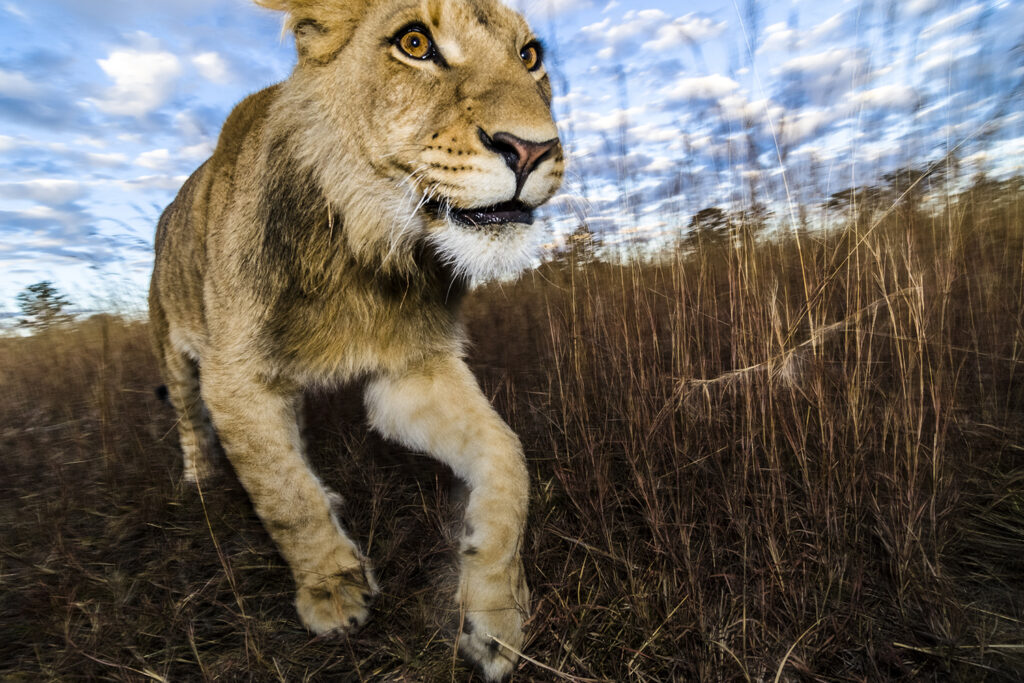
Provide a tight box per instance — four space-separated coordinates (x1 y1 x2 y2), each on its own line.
884 164 951 227
882 167 930 206
960 173 1024 225
683 207 732 249
970 173 1024 203
826 186 884 212
16 281 74 331
566 223 599 265
690 206 729 231
825 185 886 225
735 202 769 230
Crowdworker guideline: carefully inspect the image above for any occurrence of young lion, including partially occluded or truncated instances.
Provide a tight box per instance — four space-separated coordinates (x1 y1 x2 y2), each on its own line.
148 0 563 678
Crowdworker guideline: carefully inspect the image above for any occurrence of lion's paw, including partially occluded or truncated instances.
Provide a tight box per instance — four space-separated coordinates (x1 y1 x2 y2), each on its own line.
182 453 221 486
460 611 525 682
459 568 530 681
295 565 379 635
180 434 224 486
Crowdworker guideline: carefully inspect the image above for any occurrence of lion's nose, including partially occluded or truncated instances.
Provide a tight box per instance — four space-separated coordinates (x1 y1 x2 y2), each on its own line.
479 129 558 197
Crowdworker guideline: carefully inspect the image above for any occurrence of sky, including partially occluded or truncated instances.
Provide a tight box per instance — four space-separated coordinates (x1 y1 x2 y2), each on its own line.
1 0 1022 318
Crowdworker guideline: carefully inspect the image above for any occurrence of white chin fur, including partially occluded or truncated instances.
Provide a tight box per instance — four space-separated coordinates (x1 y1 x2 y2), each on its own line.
429 220 542 282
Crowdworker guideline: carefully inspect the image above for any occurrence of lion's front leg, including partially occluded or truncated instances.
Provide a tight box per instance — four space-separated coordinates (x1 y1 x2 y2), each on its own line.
365 355 530 682
201 362 378 635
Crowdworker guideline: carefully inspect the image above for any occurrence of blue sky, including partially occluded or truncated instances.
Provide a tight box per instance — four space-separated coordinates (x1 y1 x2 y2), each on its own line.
1 0 1022 317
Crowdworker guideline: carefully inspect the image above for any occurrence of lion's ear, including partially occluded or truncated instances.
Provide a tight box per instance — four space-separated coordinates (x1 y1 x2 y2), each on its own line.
254 0 368 65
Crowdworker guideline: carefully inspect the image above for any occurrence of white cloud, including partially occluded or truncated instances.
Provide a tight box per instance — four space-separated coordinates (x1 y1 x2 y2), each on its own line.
0 137 125 170
906 0 945 15
72 136 106 148
780 48 863 77
520 0 592 17
685 134 712 151
553 91 586 109
759 13 845 53
779 107 839 146
89 47 182 117
135 148 172 170
808 13 845 44
16 205 67 220
913 93 959 121
192 52 231 83
181 141 214 159
921 4 983 40
664 74 739 101
584 106 647 132
3 3 27 20
118 175 190 191
848 85 919 110
173 110 207 140
852 138 904 163
759 22 797 53
630 123 679 145
644 156 674 173
716 94 782 123
135 143 209 171
86 152 129 166
916 34 979 72
642 14 727 52
0 67 38 97
0 180 87 205
580 9 670 58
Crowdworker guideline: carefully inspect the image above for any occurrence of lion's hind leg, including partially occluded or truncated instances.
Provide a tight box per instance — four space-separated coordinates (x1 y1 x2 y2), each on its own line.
160 343 219 484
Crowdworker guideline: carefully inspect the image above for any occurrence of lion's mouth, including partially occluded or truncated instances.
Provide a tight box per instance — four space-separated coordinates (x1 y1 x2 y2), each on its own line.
427 200 534 227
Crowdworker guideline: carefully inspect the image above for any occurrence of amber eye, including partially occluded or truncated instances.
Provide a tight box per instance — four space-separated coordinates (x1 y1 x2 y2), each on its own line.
398 29 432 60
520 42 541 71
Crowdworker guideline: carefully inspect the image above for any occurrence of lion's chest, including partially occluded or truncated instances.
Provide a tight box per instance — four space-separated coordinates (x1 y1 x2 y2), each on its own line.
257 266 466 381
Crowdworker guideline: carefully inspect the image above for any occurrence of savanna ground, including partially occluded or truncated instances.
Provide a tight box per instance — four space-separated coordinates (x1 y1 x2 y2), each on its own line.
2 176 1023 681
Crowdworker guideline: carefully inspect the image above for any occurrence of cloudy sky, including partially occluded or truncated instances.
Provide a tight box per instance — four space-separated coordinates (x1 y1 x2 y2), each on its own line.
1 0 1022 316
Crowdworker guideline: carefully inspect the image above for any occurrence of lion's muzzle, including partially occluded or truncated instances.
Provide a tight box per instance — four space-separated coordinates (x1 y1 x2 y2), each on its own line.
478 128 559 200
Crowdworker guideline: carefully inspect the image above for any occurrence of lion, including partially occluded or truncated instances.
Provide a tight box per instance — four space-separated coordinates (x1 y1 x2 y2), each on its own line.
147 0 563 679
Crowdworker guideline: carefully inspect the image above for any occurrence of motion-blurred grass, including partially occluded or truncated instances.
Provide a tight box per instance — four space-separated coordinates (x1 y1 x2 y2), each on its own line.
2 176 1022 681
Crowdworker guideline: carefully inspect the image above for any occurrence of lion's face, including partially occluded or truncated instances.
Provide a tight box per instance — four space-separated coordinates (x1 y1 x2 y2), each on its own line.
267 0 564 279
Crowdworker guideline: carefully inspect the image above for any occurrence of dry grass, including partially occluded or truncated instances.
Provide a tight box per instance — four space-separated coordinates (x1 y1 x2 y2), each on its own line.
2 180 1023 681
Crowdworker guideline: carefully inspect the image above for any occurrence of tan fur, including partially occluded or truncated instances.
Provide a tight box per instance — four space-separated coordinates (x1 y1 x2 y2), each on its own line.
148 0 562 679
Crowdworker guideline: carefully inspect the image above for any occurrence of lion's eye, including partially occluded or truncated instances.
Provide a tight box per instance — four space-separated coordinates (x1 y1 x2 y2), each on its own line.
398 29 433 60
520 42 542 71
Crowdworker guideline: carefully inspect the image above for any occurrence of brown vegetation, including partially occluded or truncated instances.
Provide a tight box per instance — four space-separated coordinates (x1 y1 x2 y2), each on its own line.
2 178 1023 680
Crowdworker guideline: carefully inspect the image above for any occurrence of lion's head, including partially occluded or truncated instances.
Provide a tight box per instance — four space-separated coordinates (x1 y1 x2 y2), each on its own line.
257 0 564 280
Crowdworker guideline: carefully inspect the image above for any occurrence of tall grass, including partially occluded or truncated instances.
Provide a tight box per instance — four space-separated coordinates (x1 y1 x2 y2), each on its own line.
2 178 1022 680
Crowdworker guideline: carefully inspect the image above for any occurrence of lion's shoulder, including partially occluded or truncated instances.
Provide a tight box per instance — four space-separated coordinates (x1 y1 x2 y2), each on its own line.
211 85 281 165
